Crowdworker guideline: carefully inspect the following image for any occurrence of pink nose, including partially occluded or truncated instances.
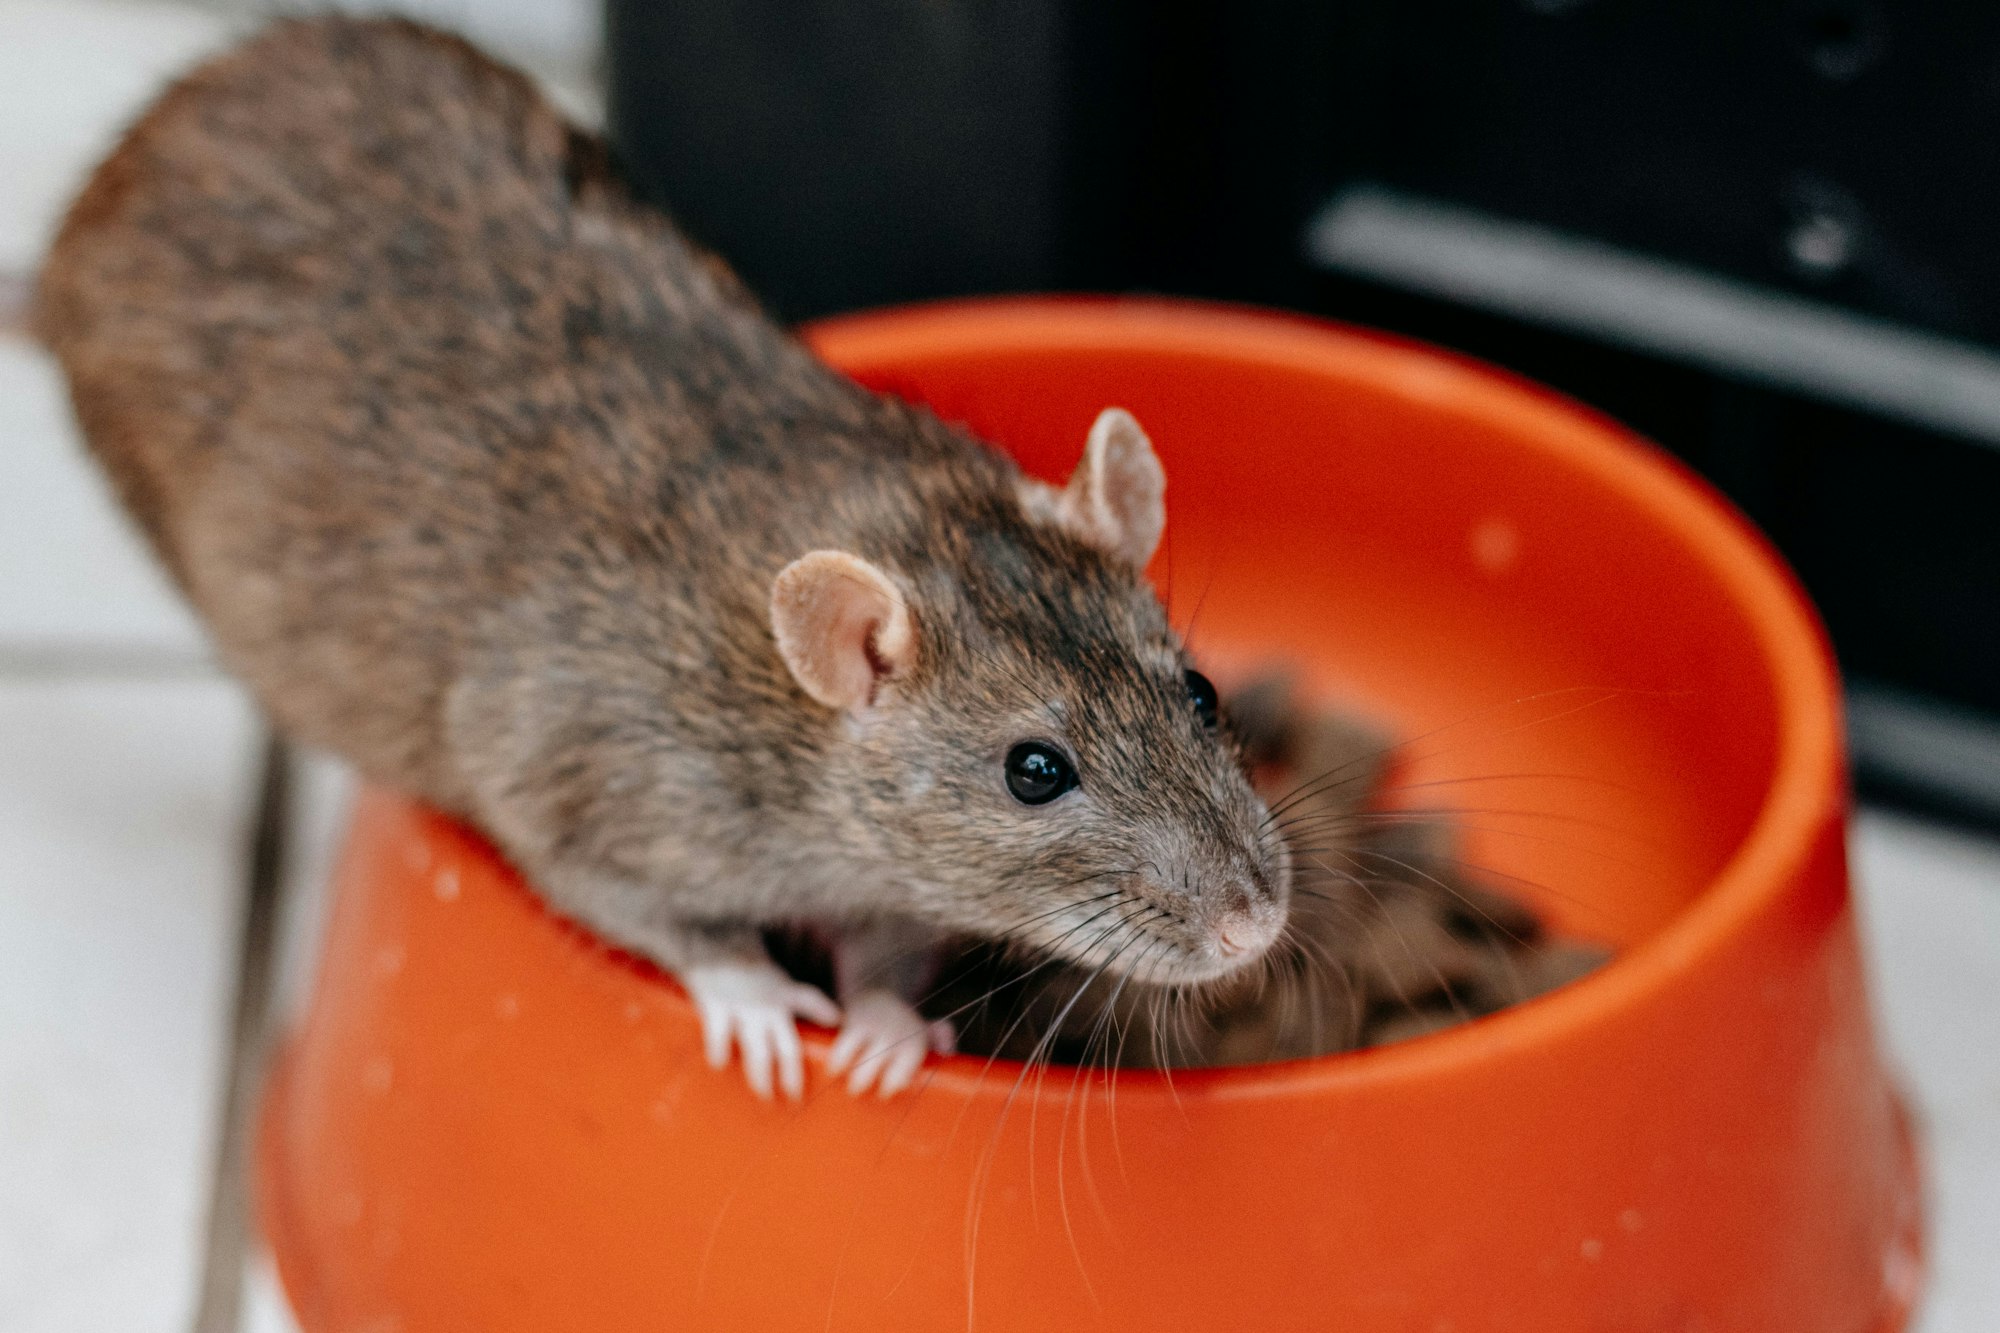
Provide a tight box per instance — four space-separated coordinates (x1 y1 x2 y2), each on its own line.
1218 923 1255 957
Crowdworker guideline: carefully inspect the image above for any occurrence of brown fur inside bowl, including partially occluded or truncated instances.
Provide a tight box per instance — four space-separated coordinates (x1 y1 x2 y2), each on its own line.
924 673 1611 1068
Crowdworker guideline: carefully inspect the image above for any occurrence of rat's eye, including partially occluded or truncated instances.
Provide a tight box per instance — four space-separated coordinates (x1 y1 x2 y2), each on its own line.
1005 741 1078 805
1184 669 1219 728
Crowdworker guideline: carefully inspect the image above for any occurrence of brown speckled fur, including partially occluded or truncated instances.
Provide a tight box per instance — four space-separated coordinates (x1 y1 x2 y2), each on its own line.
35 17 1286 993
938 676 1609 1066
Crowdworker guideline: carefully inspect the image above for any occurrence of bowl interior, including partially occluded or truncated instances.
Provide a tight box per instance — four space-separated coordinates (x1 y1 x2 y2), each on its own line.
813 299 1811 951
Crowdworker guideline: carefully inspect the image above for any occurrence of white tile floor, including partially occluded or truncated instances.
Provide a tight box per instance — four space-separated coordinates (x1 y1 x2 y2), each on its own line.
0 5 1994 1332
1854 813 2000 1332
0 680 256 1333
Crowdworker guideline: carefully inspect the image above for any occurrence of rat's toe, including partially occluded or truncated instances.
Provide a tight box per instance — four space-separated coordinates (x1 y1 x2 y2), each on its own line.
827 1023 866 1075
784 981 842 1028
844 1034 895 1096
737 1016 776 1099
695 1001 733 1070
876 1043 927 1097
834 990 939 1097
770 1014 806 1101
683 961 838 1098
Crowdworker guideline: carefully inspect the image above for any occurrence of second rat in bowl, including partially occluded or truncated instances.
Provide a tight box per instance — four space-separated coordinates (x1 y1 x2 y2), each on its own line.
934 673 1609 1069
36 17 1292 1099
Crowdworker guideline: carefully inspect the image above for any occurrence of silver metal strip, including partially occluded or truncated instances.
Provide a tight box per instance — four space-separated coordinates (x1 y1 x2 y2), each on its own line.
1306 184 2000 448
1848 683 2000 820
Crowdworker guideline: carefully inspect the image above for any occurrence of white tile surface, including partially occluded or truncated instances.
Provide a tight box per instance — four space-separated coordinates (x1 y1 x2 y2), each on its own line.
0 0 232 276
0 678 257 1333
239 1248 299 1333
1855 810 2000 1333
220 0 602 91
0 2 215 659
0 2 228 657
0 337 211 658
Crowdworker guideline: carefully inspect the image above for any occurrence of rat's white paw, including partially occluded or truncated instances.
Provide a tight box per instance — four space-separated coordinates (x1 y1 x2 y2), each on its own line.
685 961 840 1101
826 990 955 1097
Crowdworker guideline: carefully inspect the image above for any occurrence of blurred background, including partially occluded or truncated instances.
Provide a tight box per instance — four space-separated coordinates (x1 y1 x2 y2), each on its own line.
0 3 1995 1332
598 0 2000 830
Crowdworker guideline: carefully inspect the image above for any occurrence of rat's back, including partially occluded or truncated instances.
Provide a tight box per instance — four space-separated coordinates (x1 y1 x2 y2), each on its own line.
32 20 1303 1104
44 16 612 524
34 16 882 803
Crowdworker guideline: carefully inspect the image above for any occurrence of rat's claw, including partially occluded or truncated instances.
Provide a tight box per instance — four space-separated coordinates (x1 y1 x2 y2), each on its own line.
827 990 955 1097
685 961 839 1101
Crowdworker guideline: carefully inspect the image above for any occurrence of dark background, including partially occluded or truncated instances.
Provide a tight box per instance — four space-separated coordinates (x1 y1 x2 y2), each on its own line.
605 0 2000 827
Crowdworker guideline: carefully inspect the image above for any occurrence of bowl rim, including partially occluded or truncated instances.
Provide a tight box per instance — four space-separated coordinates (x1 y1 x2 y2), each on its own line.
786 294 1846 1099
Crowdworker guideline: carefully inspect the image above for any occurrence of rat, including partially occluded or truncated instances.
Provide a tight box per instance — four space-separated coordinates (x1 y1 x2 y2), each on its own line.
34 17 1291 1101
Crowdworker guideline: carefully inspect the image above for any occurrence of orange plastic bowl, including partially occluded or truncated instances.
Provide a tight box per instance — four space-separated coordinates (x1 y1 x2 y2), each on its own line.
257 298 1922 1332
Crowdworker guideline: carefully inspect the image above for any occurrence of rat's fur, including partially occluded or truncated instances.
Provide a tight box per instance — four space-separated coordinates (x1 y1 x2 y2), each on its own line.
35 17 1288 1082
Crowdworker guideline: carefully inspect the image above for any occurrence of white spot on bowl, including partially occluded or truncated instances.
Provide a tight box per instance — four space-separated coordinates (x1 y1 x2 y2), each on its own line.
433 866 460 902
1881 1233 1922 1305
1470 517 1520 574
495 993 520 1020
1618 1208 1644 1232
374 943 405 978
1580 1237 1604 1261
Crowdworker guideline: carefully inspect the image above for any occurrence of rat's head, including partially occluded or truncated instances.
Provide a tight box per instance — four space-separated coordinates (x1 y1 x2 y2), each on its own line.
770 408 1289 988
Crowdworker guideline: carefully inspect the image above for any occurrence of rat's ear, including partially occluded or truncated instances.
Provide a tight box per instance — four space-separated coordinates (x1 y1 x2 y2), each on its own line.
1056 407 1166 570
770 550 915 712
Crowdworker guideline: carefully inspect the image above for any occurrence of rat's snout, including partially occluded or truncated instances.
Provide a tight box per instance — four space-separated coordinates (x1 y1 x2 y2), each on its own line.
1213 899 1284 963
1216 920 1261 959
1126 817 1291 981
1207 869 1287 969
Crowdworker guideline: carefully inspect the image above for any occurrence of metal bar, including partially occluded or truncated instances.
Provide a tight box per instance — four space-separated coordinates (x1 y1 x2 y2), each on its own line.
1849 682 2000 829
190 734 292 1333
1306 184 2000 448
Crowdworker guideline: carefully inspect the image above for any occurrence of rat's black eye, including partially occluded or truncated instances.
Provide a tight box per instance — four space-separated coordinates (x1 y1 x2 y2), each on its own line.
1005 741 1078 805
1184 669 1219 728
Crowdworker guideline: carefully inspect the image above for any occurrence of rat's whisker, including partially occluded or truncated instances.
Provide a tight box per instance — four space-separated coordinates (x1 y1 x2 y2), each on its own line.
1329 844 1603 936
1260 684 1663 833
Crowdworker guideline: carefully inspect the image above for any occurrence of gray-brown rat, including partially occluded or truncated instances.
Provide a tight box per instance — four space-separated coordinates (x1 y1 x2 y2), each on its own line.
34 17 1290 1099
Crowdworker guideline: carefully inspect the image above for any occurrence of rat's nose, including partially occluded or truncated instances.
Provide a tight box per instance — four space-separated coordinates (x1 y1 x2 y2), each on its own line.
1216 909 1276 959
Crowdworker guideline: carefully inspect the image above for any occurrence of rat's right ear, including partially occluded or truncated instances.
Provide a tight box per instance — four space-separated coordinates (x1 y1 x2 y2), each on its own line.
1053 407 1167 570
770 551 915 713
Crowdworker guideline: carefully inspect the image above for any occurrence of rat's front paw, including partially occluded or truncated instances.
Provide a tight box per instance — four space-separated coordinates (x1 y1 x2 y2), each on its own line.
826 990 955 1097
685 961 841 1101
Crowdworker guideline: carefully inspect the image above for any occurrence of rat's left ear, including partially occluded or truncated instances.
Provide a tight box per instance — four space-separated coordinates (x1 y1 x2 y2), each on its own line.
770 550 916 713
1055 407 1166 570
